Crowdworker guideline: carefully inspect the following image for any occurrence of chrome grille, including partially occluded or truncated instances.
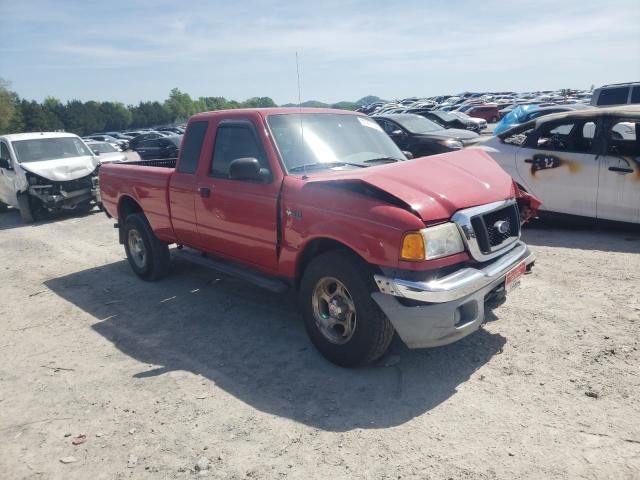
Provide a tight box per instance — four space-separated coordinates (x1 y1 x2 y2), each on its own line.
452 200 521 262
471 204 520 254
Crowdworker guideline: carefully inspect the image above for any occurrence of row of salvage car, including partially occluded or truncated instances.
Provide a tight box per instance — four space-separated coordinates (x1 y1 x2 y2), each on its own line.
375 105 639 224
0 89 638 225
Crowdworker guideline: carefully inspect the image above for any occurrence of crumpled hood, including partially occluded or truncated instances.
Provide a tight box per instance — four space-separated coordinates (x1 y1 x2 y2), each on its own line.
305 149 515 221
20 155 99 182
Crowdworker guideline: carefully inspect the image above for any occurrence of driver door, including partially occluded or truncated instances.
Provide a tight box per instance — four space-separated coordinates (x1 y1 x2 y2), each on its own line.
514 119 599 218
194 119 281 272
0 141 18 207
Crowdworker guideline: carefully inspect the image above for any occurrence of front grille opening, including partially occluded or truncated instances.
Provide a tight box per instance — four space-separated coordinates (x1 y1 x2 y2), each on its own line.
471 204 520 254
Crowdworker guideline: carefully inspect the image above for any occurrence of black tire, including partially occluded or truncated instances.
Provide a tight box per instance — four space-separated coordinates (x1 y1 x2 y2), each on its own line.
17 193 35 224
123 213 170 281
0 200 7 213
299 251 394 367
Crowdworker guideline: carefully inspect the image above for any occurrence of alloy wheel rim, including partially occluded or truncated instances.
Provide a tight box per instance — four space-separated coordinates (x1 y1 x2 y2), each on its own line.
311 277 357 344
127 228 146 269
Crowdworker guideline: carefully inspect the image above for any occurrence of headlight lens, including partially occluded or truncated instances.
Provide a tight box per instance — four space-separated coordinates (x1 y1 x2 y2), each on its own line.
439 139 463 150
422 222 465 259
400 223 465 261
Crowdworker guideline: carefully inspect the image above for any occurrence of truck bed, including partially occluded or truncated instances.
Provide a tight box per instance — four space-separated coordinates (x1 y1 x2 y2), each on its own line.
99 159 176 242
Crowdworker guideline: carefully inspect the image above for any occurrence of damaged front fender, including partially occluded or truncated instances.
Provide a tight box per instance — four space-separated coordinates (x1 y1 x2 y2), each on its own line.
513 182 542 224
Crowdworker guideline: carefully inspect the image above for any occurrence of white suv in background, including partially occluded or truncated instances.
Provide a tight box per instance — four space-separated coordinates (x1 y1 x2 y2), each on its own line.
0 132 100 223
473 106 639 224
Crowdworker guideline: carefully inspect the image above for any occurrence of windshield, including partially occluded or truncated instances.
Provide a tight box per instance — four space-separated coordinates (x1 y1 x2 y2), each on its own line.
393 115 442 134
266 113 405 172
90 142 117 153
12 137 93 163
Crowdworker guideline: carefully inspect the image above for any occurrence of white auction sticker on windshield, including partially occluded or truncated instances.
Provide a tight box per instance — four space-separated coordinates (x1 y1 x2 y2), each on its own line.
358 116 383 131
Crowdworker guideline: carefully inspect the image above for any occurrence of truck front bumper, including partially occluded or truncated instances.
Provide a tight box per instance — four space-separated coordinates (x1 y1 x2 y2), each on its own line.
371 241 535 349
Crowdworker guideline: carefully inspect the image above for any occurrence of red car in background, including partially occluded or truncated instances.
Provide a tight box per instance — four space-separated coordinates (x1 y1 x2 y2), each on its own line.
466 104 501 123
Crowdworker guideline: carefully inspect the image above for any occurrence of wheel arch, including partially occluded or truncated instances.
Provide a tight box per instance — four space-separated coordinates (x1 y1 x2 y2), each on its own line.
117 195 144 244
295 237 374 290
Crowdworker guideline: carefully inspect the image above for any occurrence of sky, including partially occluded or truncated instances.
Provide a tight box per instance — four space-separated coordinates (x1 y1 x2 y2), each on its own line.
1 0 639 105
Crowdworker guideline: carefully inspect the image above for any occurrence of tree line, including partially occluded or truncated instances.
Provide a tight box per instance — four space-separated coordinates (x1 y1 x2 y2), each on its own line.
0 79 277 136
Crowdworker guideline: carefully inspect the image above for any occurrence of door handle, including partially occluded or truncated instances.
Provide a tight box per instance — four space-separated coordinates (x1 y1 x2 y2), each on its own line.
608 166 634 174
198 187 211 198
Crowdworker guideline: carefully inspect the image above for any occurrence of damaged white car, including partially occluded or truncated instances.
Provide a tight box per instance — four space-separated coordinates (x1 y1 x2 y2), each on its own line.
0 132 100 223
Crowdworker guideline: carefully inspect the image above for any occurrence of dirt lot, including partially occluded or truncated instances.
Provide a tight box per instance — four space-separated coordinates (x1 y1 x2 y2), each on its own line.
0 208 639 479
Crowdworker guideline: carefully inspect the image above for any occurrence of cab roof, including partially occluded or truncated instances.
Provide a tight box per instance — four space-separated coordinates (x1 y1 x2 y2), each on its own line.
190 107 362 121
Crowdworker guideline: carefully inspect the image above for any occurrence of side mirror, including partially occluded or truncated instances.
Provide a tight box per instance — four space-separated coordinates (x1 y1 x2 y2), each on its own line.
0 157 12 170
228 157 270 182
402 150 414 160
390 129 405 137
93 150 101 156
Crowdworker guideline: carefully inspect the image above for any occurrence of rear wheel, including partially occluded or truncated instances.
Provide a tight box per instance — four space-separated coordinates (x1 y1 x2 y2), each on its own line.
299 251 394 367
0 200 7 213
123 213 170 281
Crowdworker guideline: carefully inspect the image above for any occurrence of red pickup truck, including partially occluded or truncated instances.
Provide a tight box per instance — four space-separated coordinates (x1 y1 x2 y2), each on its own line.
99 108 539 367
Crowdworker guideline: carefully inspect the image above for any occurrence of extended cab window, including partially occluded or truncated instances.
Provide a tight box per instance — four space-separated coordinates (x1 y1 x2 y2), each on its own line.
210 123 267 178
631 87 640 104
178 121 208 174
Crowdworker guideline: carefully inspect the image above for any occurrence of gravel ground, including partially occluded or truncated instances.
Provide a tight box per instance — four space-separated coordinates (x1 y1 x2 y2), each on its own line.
0 208 639 479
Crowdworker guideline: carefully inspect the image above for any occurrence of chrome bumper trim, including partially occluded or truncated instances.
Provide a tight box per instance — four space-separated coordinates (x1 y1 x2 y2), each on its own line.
374 241 535 304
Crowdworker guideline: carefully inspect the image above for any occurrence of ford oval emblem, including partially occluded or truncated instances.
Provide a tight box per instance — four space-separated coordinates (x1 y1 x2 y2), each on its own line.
494 220 509 234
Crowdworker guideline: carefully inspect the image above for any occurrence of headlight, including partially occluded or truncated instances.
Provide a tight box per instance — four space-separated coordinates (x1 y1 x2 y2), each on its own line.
400 223 465 261
439 139 463 150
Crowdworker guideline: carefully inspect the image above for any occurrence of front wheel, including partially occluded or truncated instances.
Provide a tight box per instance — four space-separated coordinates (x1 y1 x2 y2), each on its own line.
299 251 394 367
123 213 170 281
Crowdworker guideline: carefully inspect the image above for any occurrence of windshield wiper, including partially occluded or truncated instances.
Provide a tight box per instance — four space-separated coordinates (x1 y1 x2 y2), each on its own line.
363 156 404 164
288 161 365 173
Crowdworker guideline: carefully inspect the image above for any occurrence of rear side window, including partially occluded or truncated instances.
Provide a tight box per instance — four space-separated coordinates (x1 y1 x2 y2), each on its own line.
631 86 640 104
210 124 266 178
178 121 208 174
597 87 630 106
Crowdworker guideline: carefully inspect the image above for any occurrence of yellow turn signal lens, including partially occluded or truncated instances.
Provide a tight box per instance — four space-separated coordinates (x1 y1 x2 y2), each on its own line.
400 232 425 261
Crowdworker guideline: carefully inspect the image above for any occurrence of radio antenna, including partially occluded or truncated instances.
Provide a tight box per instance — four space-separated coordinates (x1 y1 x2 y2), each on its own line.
295 51 307 179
